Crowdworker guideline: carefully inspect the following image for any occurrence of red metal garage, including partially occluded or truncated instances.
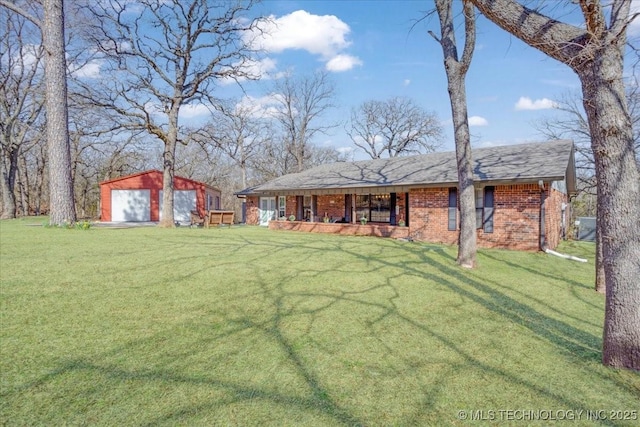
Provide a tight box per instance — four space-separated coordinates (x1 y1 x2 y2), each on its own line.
99 170 221 223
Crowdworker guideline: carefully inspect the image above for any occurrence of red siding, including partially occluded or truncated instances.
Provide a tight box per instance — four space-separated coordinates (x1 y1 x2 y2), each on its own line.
99 170 220 222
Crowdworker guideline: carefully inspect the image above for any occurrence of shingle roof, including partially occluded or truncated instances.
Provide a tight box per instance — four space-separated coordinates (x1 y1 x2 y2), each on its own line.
237 140 575 195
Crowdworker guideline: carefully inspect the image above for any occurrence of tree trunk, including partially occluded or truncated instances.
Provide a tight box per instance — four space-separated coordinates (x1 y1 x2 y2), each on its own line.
0 146 18 219
43 0 76 225
434 0 477 268
448 67 477 268
595 214 605 293
158 107 179 228
159 142 176 227
471 0 640 372
577 51 640 369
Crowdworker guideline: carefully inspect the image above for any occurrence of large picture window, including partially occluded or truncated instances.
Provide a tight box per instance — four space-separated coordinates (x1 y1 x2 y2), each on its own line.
356 194 391 223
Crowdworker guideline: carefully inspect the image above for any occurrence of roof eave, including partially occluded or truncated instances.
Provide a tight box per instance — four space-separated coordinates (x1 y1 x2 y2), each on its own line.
236 175 570 196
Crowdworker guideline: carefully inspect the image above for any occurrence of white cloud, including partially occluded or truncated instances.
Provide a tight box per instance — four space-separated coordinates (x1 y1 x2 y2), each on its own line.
248 10 362 72
469 116 488 126
70 60 102 78
236 94 283 119
252 10 350 56
219 57 284 85
9 44 42 75
515 96 557 111
144 101 163 116
179 103 212 119
403 79 411 86
325 54 362 72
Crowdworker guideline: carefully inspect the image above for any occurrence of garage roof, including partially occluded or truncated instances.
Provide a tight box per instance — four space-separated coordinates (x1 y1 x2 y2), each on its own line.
99 169 220 191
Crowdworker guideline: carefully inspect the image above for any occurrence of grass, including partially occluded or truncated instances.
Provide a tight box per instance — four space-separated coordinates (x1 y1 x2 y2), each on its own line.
0 218 638 426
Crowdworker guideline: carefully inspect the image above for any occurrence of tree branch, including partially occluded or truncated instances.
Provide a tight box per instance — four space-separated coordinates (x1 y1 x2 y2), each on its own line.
0 1 42 29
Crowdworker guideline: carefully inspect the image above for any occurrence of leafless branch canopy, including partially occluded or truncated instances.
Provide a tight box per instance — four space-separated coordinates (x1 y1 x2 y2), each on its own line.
347 96 443 159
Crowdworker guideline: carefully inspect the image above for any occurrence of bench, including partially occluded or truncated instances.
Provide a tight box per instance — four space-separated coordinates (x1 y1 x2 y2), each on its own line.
190 210 206 227
206 210 235 228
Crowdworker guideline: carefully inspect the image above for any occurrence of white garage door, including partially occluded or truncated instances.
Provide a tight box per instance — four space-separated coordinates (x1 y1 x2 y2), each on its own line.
111 189 151 221
159 190 196 224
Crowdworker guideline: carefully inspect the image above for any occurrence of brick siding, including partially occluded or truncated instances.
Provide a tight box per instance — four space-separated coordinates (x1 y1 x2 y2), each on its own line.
244 183 568 251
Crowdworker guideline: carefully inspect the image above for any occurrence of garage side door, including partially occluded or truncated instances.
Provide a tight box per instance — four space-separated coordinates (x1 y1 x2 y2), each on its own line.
111 189 151 221
159 190 196 224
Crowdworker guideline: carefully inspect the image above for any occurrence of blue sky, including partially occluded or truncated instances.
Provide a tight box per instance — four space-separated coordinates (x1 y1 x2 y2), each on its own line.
175 1 639 159
65 1 639 158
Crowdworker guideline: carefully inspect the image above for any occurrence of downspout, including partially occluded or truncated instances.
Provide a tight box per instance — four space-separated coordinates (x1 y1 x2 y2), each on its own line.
539 181 587 262
539 180 546 251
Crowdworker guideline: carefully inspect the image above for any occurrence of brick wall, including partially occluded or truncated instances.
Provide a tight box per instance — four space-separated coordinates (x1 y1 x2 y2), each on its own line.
316 195 347 222
285 196 298 219
484 184 542 251
246 196 259 224
544 186 568 250
245 184 566 251
408 188 458 244
407 184 548 251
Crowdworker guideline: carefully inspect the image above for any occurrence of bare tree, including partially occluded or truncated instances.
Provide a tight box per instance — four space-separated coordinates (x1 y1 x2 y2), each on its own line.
536 87 640 194
0 8 45 219
347 97 442 159
83 0 260 227
271 71 337 173
1 0 77 225
200 100 273 190
430 0 478 268
472 0 640 370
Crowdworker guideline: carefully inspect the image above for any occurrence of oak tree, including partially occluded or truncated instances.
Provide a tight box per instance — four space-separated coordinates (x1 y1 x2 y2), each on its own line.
431 0 478 268
1 0 77 225
471 0 640 369
347 96 442 159
84 0 260 227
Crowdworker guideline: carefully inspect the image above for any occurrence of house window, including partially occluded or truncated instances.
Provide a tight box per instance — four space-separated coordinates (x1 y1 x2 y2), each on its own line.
278 196 286 219
448 188 457 230
356 194 391 223
303 196 318 221
476 187 494 232
303 195 312 220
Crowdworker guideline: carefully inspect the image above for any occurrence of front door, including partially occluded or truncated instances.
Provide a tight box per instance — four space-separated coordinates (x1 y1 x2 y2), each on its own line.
259 197 276 226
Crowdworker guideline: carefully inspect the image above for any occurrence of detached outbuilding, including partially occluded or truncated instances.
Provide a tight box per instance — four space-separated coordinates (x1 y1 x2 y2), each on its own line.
99 170 221 224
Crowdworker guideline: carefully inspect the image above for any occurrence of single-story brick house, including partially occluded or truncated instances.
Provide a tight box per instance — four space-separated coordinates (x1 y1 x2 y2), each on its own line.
236 140 577 251
99 170 221 223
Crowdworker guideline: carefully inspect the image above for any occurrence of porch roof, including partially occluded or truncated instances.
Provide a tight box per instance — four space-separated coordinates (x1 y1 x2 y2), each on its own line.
237 140 576 196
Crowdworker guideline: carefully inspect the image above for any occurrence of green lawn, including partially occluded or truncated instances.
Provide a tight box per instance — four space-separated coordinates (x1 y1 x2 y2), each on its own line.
0 219 638 426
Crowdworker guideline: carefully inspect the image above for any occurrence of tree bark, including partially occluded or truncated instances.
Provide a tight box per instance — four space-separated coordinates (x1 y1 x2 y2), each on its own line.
159 107 179 228
0 146 18 219
471 0 640 370
43 0 76 225
434 0 477 268
595 214 605 293
577 50 640 369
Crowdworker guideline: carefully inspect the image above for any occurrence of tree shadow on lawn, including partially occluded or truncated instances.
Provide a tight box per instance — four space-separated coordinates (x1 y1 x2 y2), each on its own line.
480 250 604 313
339 241 603 362
3 236 633 425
